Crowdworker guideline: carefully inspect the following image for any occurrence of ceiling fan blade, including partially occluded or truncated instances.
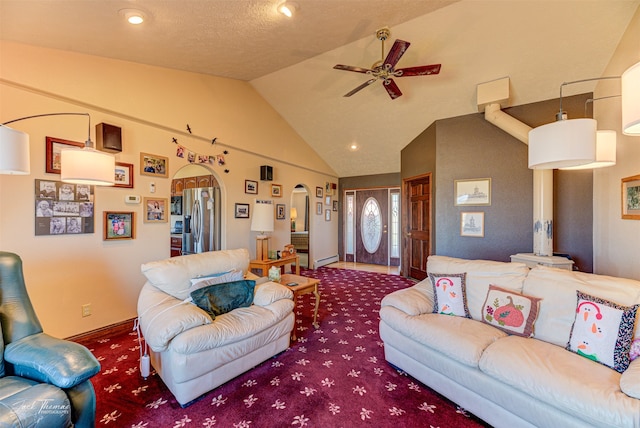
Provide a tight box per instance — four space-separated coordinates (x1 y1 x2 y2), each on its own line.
343 78 377 97
334 64 373 74
396 64 442 77
383 78 403 100
383 39 410 68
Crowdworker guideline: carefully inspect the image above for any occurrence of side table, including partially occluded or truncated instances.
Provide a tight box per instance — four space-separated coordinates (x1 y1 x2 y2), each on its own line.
280 273 320 341
249 255 300 276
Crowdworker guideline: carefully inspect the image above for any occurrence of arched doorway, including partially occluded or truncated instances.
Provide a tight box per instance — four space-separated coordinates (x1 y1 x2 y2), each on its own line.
290 184 310 268
170 164 223 256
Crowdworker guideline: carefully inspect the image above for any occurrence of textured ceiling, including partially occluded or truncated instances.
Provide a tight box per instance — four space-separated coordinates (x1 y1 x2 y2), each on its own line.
1 0 638 177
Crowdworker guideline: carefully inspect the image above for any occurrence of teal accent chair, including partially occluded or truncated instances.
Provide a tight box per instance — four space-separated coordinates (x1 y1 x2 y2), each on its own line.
0 252 100 427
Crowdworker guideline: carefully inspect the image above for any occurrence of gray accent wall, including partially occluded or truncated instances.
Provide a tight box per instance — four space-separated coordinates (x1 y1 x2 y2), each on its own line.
401 94 593 272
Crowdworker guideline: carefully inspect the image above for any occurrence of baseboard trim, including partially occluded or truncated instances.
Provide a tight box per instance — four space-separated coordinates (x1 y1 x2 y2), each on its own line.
66 318 136 342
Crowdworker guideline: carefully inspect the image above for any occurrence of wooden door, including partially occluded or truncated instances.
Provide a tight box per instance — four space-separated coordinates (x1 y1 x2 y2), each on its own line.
403 174 431 280
355 188 389 265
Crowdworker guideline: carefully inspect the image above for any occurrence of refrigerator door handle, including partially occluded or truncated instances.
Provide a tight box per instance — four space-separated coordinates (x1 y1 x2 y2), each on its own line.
192 200 201 246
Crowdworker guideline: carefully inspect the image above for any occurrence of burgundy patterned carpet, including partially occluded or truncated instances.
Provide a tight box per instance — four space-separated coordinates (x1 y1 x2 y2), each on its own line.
78 267 488 427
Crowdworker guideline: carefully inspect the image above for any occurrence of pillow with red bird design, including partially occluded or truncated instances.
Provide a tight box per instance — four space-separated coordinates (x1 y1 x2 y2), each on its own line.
428 272 470 318
567 290 638 373
481 285 541 337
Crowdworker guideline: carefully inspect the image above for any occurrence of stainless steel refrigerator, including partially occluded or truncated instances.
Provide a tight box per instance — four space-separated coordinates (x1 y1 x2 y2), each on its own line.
182 187 221 255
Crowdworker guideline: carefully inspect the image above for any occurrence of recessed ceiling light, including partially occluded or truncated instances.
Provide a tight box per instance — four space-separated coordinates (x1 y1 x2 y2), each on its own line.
119 8 146 25
349 143 359 151
278 2 298 18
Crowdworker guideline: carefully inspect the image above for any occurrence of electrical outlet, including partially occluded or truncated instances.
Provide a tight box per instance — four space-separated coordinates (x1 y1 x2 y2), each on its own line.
82 304 92 317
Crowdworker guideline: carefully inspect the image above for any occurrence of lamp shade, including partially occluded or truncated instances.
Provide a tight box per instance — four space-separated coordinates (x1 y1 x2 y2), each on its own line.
290 207 298 219
622 61 640 135
250 199 274 234
0 125 30 174
561 130 616 170
61 147 115 185
528 118 597 169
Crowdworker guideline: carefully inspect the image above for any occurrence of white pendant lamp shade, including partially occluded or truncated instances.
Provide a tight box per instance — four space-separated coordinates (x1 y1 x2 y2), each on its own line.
622 61 640 135
0 125 30 174
528 118 597 169
61 147 115 186
561 130 616 170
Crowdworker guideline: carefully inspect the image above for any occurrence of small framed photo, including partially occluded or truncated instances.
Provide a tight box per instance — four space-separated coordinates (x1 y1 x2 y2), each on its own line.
276 203 286 220
46 136 84 174
325 195 331 206
245 180 258 194
271 184 282 197
143 197 168 223
140 152 169 178
316 202 322 215
325 209 331 221
316 186 323 198
235 203 249 218
114 162 134 188
455 178 491 206
104 211 135 240
460 212 484 237
621 174 640 220
333 200 338 211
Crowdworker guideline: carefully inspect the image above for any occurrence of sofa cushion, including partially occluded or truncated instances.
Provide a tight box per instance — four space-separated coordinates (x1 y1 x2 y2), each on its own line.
428 272 470 317
189 269 244 293
190 280 256 319
567 290 638 373
379 306 507 368
426 255 529 322
480 335 640 428
141 248 250 300
481 285 541 337
522 266 640 348
620 358 640 399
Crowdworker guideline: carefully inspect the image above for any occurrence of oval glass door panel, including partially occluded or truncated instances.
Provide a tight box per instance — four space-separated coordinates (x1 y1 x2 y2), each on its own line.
360 197 382 253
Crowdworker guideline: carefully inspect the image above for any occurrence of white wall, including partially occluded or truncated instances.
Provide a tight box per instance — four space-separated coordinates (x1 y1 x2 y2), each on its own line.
0 41 338 337
594 8 640 280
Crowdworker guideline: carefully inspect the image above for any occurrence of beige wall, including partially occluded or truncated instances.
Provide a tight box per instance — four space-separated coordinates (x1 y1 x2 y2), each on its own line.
0 41 338 337
593 7 640 280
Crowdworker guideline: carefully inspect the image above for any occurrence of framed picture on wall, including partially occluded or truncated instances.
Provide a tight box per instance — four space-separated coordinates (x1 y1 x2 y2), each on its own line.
143 197 168 223
276 203 286 220
235 203 249 218
316 202 322 215
454 178 491 206
271 184 282 197
245 180 258 194
325 209 331 221
140 153 169 178
316 187 323 198
45 136 84 174
103 211 135 240
622 174 640 219
114 162 134 188
460 212 484 237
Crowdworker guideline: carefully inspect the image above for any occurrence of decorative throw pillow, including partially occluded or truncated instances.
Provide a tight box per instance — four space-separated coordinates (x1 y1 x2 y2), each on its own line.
481 285 541 337
189 269 244 293
630 338 640 361
428 273 470 318
190 279 256 319
567 290 639 373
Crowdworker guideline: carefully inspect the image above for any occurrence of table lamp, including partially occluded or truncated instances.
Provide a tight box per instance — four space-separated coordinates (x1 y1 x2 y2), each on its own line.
250 199 274 260
290 207 297 232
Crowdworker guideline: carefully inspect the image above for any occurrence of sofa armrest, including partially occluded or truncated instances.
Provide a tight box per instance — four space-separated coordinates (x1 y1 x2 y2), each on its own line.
138 282 212 352
4 333 100 389
621 357 640 399
380 280 433 316
253 281 294 307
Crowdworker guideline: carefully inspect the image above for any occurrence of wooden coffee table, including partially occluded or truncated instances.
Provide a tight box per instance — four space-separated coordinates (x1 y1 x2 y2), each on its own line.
280 273 320 341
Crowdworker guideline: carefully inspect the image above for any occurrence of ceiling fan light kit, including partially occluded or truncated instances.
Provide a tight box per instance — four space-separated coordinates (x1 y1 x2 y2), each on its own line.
333 27 441 100
278 2 298 18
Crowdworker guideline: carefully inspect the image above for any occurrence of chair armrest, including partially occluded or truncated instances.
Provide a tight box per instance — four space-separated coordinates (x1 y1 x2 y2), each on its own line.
621 357 640 399
380 281 434 316
4 333 100 389
253 281 294 307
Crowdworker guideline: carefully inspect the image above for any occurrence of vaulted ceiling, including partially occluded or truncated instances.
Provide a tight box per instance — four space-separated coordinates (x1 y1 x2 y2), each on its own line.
1 0 638 177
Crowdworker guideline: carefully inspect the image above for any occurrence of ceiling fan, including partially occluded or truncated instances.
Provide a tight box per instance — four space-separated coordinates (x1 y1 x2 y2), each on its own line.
333 28 441 100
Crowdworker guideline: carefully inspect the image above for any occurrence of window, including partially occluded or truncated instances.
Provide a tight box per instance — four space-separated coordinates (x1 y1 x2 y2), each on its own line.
390 191 400 258
361 197 382 253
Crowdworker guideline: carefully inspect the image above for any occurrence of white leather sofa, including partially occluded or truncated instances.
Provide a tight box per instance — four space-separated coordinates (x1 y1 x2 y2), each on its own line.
137 248 294 406
380 255 640 428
